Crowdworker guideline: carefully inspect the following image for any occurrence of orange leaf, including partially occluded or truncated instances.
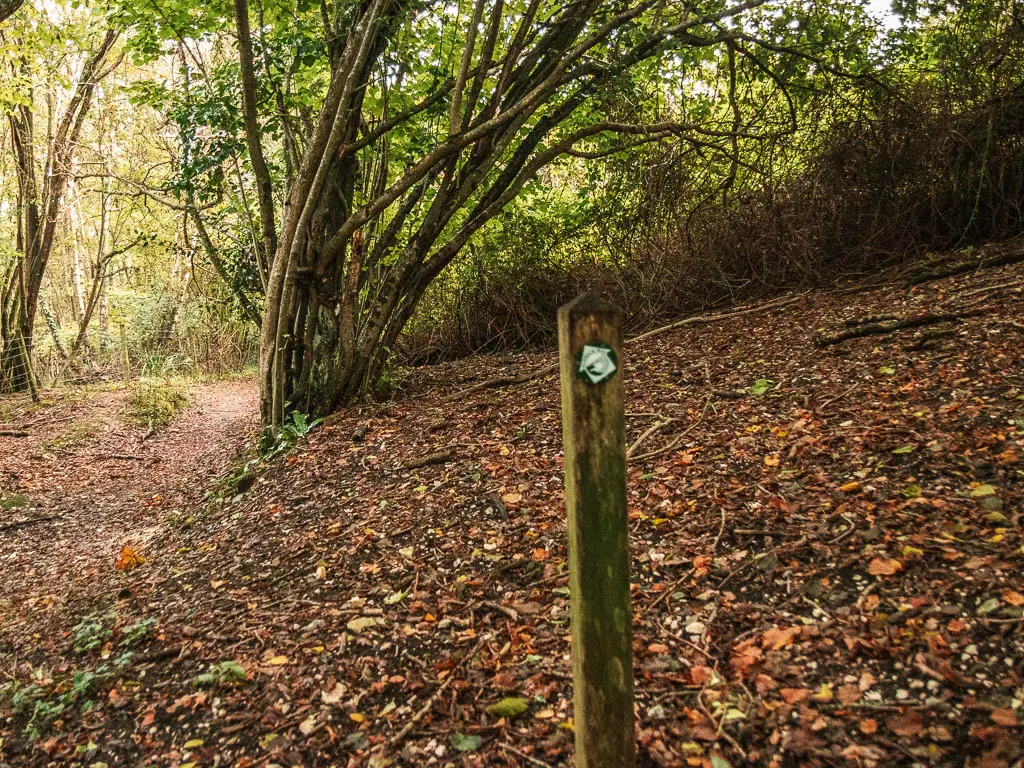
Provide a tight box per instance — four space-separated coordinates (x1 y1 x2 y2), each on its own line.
762 626 801 650
1002 591 1024 607
991 709 1019 727
532 548 550 562
859 718 878 734
780 688 810 704
115 546 144 571
867 557 902 576
690 665 715 686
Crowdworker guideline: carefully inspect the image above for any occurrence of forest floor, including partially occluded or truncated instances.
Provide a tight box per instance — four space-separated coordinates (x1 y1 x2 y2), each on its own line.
0 379 258 650
1 242 1024 768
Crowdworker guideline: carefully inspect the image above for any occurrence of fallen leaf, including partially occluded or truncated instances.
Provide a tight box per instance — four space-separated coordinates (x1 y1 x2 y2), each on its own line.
1002 591 1024 607
837 684 861 705
115 546 144 571
762 626 801 650
780 688 810 704
321 683 346 704
991 709 1019 727
347 617 383 634
867 557 902 576
450 733 482 752
886 709 924 737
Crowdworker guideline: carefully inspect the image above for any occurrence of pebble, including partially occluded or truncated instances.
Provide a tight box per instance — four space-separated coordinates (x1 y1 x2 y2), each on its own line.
685 621 706 635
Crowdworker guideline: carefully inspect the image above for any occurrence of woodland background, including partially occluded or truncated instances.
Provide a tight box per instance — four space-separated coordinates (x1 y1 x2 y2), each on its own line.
0 0 1021 411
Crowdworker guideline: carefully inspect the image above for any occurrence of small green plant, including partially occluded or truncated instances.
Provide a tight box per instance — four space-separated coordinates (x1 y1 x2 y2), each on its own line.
747 378 775 397
0 493 29 509
128 381 190 429
192 660 247 688
72 614 112 653
47 420 101 450
3 663 120 739
121 618 156 647
373 362 409 399
259 411 323 459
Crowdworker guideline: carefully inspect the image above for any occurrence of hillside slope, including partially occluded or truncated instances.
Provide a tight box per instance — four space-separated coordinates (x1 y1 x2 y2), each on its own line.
2 244 1023 767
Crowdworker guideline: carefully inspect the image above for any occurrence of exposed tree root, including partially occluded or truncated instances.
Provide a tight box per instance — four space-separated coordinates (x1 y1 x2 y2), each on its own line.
0 516 57 533
816 311 981 347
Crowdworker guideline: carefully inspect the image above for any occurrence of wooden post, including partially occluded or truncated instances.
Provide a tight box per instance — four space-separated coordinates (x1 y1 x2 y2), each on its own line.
558 293 635 767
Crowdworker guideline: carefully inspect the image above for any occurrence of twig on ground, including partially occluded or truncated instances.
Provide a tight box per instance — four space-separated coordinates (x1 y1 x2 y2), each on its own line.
717 536 809 590
627 417 678 458
711 507 727 554
444 363 557 401
906 246 1024 285
815 383 859 413
698 688 748 760
630 394 711 462
380 636 487 752
500 743 555 768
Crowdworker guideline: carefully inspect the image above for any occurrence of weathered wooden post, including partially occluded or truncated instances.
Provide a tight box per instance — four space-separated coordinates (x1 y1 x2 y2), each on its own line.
558 293 635 767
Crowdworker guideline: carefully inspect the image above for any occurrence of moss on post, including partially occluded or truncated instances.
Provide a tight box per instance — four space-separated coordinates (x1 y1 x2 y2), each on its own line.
558 293 635 767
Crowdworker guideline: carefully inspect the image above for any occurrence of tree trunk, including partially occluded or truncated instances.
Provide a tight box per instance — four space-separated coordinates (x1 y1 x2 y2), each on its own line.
0 0 24 24
0 28 118 392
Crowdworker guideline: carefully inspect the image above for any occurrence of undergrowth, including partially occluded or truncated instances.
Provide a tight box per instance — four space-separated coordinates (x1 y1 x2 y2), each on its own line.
128 379 190 429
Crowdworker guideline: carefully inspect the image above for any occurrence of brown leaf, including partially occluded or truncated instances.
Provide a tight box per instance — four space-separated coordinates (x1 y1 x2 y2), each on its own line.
867 557 902 576
886 709 924 737
780 688 811 704
762 626 801 650
754 674 777 695
689 665 715 686
837 684 861 705
990 709 1019 727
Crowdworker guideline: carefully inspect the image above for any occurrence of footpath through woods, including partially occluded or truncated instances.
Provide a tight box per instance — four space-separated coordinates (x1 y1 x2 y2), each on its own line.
2 243 1024 767
0 380 258 639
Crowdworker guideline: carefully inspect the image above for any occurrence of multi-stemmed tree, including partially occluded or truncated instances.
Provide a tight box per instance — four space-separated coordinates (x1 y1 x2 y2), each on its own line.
239 0 794 426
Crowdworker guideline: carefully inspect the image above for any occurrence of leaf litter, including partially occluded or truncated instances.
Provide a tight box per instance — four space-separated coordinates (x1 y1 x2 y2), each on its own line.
1 258 1023 767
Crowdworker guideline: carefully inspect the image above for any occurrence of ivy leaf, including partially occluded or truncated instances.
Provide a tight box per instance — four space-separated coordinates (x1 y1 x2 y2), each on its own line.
449 733 482 752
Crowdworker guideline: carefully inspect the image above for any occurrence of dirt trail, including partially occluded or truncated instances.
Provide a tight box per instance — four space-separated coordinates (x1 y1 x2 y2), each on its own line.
0 379 257 637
